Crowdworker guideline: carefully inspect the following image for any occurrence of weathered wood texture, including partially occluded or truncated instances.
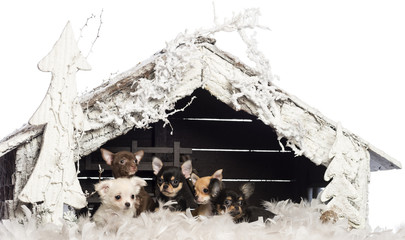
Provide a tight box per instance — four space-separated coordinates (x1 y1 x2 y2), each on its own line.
200 44 373 227
10 136 42 218
17 22 89 223
79 89 328 208
0 39 400 227
0 125 44 157
0 150 15 219
0 42 400 170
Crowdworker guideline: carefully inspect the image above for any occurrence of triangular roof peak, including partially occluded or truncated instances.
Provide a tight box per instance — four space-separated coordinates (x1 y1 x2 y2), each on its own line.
1 37 400 172
0 10 399 226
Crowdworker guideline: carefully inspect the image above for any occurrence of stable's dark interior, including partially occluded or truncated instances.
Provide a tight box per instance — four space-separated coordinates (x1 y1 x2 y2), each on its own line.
78 88 328 209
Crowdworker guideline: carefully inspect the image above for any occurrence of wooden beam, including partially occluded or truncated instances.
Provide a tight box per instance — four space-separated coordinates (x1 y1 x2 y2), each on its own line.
132 141 192 167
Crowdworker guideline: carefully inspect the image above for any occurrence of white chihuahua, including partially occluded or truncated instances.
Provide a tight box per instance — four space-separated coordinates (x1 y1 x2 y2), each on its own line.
92 177 147 226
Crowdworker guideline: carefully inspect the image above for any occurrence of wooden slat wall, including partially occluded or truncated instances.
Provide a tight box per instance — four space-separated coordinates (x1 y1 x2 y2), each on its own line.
78 88 328 207
0 150 16 218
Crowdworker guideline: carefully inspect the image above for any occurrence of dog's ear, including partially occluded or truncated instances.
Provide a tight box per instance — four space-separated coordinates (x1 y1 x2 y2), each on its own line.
240 183 255 200
130 176 147 187
190 173 199 185
181 160 192 178
152 157 163 175
210 179 222 198
134 150 144 164
212 169 223 181
94 179 113 197
100 148 114 166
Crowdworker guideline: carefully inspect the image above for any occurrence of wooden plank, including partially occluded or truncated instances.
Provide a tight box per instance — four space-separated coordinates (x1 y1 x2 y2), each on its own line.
139 147 175 154
190 151 296 179
106 147 131 152
0 125 44 158
132 141 192 168
77 85 327 207
138 162 156 171
132 141 192 154
169 119 284 150
173 141 180 167
84 156 110 171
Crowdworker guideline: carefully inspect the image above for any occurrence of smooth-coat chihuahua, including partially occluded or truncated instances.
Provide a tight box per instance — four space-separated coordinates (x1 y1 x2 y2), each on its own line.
190 169 223 216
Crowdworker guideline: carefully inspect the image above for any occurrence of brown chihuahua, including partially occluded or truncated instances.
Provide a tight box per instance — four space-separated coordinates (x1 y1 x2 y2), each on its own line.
190 169 223 216
100 148 156 215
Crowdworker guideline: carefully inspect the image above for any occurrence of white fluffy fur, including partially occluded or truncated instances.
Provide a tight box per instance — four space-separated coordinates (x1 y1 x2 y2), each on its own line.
1 200 404 239
92 177 147 228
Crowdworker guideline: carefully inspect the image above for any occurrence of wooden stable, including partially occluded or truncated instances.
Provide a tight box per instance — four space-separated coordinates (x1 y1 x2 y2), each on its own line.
80 88 327 208
0 24 401 228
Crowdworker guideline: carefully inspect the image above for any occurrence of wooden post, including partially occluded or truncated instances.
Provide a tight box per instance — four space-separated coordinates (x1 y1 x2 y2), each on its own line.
131 140 192 170
173 141 180 167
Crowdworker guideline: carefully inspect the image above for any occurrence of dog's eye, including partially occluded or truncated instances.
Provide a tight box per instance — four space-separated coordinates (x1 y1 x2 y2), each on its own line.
224 200 231 206
131 194 135 199
157 178 163 185
115 195 121 200
171 179 179 187
203 188 209 193
238 200 243 206
119 159 126 164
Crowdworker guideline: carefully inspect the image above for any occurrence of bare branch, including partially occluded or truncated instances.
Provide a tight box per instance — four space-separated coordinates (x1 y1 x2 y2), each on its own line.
86 9 104 58
78 14 96 43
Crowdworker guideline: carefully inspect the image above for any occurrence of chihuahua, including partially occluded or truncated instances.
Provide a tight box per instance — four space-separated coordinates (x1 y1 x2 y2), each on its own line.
152 157 196 211
190 169 223 216
100 148 144 177
210 182 275 223
100 148 156 215
92 177 147 226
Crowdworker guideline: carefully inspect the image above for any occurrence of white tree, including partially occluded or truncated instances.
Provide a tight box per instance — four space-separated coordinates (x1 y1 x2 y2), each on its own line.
321 123 369 228
18 22 90 223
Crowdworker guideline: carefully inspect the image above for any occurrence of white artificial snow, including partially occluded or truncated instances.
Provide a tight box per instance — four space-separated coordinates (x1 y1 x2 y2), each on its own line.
83 8 273 135
0 8 386 228
1 200 404 240
78 9 373 227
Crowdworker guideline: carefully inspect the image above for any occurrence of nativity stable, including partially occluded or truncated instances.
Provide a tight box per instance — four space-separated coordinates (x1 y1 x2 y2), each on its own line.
0 20 401 229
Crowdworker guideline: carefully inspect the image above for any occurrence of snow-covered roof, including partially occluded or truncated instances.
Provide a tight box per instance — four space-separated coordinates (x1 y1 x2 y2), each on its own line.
0 38 401 172
1 32 401 228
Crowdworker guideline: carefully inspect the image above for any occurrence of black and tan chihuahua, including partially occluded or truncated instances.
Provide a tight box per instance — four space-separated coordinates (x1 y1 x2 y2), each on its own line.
210 181 275 223
152 156 196 211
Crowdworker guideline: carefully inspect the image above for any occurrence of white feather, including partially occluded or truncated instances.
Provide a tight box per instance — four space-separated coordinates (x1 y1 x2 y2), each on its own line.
1 200 404 239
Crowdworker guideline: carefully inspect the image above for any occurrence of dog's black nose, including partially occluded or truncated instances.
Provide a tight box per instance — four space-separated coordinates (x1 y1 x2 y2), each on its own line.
125 202 130 207
230 209 241 217
163 184 169 190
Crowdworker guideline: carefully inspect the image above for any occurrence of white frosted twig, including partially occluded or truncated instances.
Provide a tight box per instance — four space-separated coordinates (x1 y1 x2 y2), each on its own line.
78 14 96 43
86 9 104 58
90 9 277 137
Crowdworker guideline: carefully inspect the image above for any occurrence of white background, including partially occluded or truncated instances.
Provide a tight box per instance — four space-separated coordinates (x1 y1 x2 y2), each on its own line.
0 0 404 229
